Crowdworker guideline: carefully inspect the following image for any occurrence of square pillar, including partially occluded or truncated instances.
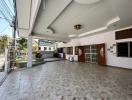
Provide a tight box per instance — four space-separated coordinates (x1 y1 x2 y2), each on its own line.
73 46 75 56
72 46 75 61
27 35 32 68
4 48 8 73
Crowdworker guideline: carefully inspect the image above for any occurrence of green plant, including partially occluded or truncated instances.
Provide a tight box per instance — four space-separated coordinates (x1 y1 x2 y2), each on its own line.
17 37 27 50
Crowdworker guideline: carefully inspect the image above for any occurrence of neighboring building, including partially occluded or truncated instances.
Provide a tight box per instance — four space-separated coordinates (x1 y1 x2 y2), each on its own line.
38 39 56 51
37 39 57 58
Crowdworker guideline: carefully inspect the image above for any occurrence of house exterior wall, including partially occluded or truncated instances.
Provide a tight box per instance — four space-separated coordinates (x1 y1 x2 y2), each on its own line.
57 26 132 69
39 46 55 51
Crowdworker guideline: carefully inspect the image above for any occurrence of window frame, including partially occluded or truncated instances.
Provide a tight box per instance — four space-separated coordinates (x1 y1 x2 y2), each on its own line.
44 47 47 51
116 41 131 58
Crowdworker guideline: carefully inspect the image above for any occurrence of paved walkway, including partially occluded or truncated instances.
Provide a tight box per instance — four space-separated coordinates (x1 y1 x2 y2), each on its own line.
0 61 132 100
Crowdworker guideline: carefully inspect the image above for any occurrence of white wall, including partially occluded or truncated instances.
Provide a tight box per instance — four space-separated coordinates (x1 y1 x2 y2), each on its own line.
57 26 132 69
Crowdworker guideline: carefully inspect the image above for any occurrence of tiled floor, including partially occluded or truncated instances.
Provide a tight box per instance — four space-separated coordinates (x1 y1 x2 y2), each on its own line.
0 61 132 100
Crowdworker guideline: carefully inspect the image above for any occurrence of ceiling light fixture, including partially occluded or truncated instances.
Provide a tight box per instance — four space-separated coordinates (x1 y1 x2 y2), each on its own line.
74 24 82 30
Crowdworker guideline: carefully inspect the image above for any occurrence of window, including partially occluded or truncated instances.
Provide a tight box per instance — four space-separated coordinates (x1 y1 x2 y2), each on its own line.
117 42 128 57
67 47 73 54
57 48 63 53
49 47 51 50
117 42 132 57
44 47 47 51
53 47 55 50
38 47 41 50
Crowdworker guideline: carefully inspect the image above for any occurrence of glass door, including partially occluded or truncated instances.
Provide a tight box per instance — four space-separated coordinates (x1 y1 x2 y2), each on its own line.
85 45 97 63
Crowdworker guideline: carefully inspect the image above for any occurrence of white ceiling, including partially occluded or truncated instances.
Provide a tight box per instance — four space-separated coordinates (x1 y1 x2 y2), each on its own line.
50 0 117 35
16 0 32 37
16 0 132 41
16 0 31 29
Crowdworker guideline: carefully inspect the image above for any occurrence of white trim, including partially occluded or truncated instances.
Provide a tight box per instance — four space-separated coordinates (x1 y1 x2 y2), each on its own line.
78 16 120 37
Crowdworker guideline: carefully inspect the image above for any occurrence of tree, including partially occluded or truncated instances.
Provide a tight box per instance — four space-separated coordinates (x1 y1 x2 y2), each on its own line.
0 34 9 53
17 37 27 50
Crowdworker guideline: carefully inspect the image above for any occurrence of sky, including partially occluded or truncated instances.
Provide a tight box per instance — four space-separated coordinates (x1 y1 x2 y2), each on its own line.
0 0 14 37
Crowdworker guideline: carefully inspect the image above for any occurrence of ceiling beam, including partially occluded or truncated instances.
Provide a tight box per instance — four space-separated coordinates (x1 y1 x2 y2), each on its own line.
29 0 42 33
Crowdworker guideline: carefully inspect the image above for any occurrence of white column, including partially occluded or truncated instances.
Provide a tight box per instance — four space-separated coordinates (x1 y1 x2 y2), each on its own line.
73 46 75 56
4 48 8 73
27 35 32 68
54 42 57 51
73 46 75 61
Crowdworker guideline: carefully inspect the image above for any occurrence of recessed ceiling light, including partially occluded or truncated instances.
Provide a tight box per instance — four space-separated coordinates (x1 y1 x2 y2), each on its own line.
75 0 100 5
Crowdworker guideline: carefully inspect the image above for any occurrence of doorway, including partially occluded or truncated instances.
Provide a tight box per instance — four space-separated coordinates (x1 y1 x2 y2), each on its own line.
97 43 106 66
78 46 85 62
84 45 97 63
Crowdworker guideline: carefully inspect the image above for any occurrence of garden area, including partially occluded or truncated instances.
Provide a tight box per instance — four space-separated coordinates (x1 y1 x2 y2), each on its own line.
15 37 44 68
